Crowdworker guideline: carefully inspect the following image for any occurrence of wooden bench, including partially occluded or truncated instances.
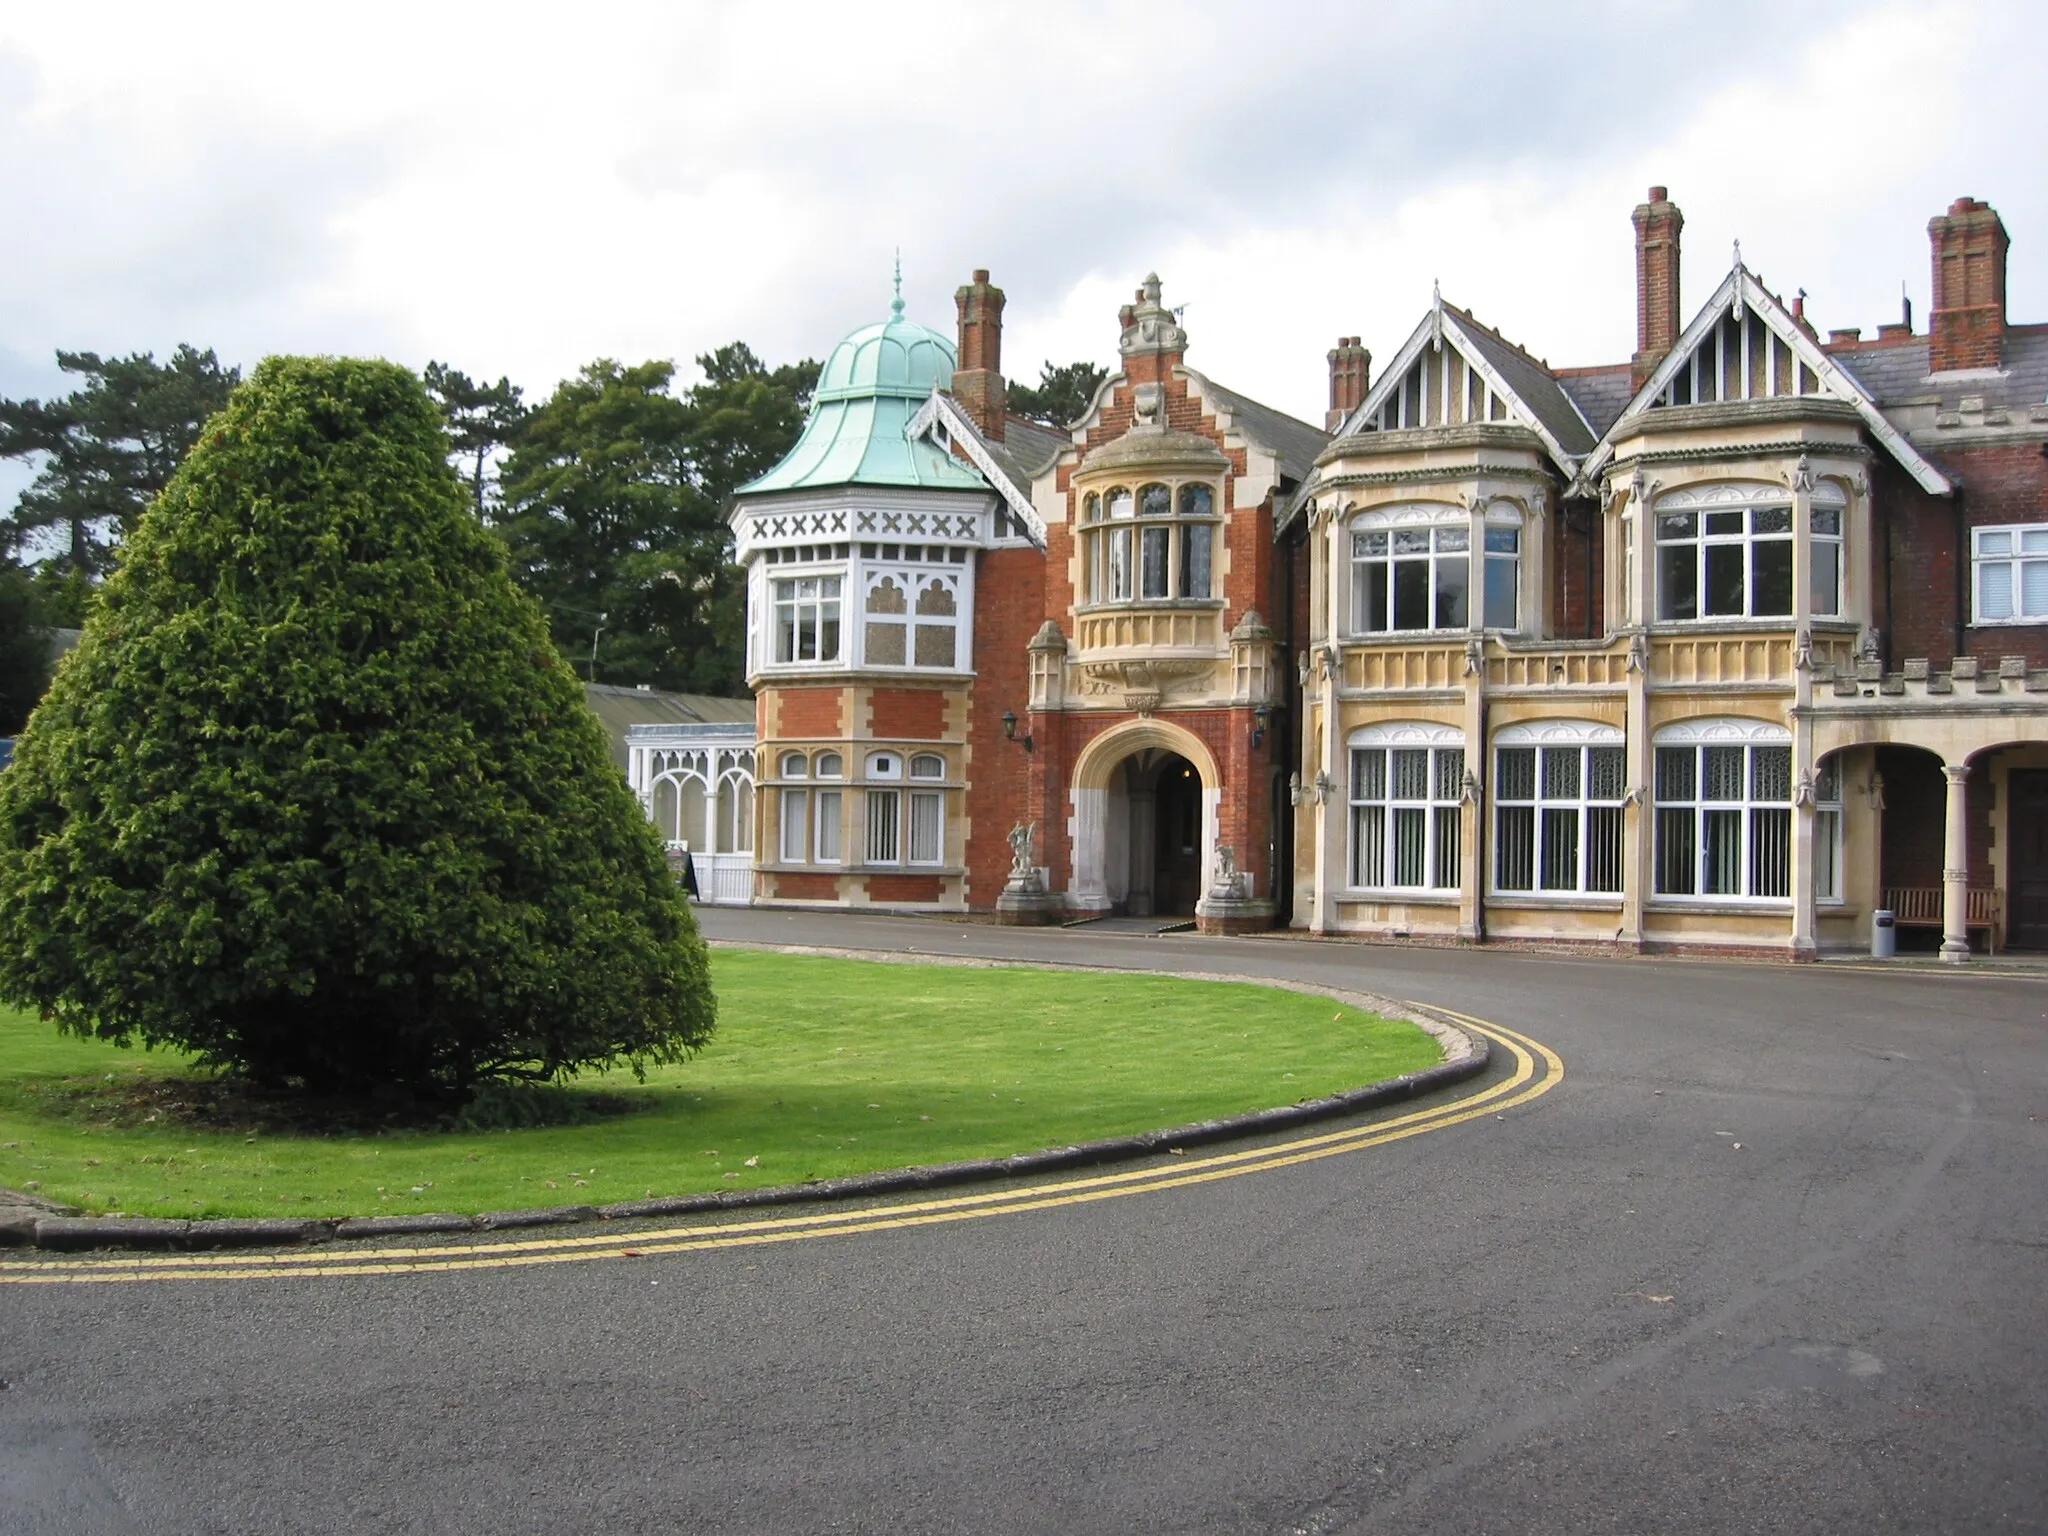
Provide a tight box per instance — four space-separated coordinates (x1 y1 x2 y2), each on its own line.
1882 886 2004 955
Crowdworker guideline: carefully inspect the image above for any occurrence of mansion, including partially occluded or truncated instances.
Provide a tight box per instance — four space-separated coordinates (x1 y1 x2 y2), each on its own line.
629 189 2048 960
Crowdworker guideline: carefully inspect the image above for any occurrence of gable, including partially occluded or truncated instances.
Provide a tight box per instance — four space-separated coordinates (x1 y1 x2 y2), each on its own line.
906 390 1047 546
1335 294 1595 472
1586 265 1951 496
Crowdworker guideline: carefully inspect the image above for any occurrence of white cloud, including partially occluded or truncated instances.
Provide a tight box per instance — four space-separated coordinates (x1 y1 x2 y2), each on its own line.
0 0 2040 431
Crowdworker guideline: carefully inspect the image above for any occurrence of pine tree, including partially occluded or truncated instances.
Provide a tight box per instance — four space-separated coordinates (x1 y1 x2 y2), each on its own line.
0 357 713 1098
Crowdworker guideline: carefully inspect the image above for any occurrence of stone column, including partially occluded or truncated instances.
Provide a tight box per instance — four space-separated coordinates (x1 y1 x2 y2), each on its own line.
1789 791 1817 961
1940 763 1971 962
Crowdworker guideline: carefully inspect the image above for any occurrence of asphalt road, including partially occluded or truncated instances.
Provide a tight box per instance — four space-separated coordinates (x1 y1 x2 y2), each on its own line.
4 912 2046 1534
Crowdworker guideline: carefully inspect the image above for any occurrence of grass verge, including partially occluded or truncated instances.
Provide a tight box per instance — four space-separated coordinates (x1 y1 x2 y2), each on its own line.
0 949 1438 1218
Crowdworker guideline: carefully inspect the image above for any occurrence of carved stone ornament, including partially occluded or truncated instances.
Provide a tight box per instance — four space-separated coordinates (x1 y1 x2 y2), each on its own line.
1075 656 1214 701
1289 771 1305 807
1460 769 1482 807
1792 453 1814 495
1028 619 1067 651
1117 273 1189 360
1003 819 1040 888
1131 381 1165 429
1229 608 1274 642
1621 784 1644 808
1793 772 1815 809
1866 772 1886 811
1296 650 1312 685
1124 690 1162 717
1627 631 1649 673
1208 844 1250 901
1856 627 1882 663
1794 628 1813 671
1313 770 1334 804
1463 637 1485 677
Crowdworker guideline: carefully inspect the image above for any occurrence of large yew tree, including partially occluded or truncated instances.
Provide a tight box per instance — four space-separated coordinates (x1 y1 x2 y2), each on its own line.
0 356 713 1098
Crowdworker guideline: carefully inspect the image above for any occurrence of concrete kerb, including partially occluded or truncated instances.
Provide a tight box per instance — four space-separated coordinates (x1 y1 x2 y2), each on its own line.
2 944 1490 1254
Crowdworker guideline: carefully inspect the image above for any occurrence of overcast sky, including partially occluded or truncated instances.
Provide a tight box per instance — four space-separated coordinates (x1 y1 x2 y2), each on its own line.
2 0 2044 447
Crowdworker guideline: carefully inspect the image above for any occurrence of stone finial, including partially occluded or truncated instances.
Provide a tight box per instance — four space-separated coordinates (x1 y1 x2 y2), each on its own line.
1117 273 1189 361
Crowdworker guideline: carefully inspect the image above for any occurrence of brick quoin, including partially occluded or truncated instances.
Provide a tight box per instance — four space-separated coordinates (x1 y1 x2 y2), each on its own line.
867 687 948 740
773 687 844 739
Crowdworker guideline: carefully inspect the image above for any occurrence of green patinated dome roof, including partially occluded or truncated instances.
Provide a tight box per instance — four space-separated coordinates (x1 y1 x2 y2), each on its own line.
737 289 986 497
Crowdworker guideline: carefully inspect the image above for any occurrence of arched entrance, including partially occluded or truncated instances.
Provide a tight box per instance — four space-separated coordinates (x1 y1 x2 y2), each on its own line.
1121 750 1202 916
1067 718 1221 918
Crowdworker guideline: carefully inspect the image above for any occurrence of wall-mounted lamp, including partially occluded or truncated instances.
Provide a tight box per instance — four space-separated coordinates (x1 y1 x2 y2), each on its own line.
1001 709 1034 753
1251 703 1271 750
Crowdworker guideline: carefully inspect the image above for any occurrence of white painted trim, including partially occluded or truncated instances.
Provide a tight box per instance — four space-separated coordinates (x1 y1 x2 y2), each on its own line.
1584 267 1952 497
1652 716 1791 746
1493 719 1623 745
908 391 1047 545
1348 720 1465 747
1349 501 1468 529
1331 305 1584 476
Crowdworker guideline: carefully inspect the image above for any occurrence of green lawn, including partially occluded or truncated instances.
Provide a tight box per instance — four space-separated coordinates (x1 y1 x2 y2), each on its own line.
0 949 1438 1219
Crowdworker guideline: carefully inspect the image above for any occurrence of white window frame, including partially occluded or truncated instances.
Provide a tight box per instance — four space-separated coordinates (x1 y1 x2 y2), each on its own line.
1972 522 2048 625
1078 481 1222 606
1347 503 1523 636
1810 504 1844 619
1650 481 1840 624
1651 718 1793 902
812 753 843 865
1814 755 1844 904
814 792 841 864
779 787 808 863
1491 721 1626 898
1346 721 1464 892
772 573 843 664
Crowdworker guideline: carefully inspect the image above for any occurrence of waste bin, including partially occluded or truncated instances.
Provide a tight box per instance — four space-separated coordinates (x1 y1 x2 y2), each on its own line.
1871 908 1896 959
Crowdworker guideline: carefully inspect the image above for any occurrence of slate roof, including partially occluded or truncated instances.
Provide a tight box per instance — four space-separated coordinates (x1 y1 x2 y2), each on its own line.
1825 326 2048 411
984 414 1069 488
583 684 753 770
1197 377 1330 484
1448 311 1598 456
1554 367 1636 438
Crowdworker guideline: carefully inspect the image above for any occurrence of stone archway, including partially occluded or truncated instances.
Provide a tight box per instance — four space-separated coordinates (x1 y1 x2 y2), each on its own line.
1068 719 1221 916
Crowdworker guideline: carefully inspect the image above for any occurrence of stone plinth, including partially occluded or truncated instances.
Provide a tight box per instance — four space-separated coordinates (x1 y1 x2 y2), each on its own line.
1195 895 1276 935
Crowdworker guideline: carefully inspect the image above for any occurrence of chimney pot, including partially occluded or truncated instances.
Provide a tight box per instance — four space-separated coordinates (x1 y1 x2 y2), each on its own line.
1326 336 1372 432
951 268 1007 440
1631 186 1684 390
1827 327 1862 345
1928 194 2010 372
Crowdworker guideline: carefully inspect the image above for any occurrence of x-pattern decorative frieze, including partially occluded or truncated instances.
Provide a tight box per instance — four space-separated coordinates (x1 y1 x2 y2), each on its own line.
757 510 845 542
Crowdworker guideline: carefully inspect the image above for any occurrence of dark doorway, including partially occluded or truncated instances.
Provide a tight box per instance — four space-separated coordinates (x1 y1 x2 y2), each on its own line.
1152 754 1203 917
2010 770 2048 951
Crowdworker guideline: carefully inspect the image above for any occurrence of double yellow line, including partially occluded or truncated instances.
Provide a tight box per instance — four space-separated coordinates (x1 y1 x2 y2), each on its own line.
0 1008 1560 1287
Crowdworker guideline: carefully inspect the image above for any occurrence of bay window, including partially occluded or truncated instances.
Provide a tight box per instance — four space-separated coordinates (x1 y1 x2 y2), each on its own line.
1350 508 1522 634
1348 724 1464 890
1493 724 1625 895
862 751 945 867
1080 481 1219 604
1653 721 1792 900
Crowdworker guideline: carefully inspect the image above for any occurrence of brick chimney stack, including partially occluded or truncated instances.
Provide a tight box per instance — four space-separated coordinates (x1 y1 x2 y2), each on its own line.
952 268 1006 441
1326 337 1371 431
1928 196 2010 373
1631 186 1684 390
